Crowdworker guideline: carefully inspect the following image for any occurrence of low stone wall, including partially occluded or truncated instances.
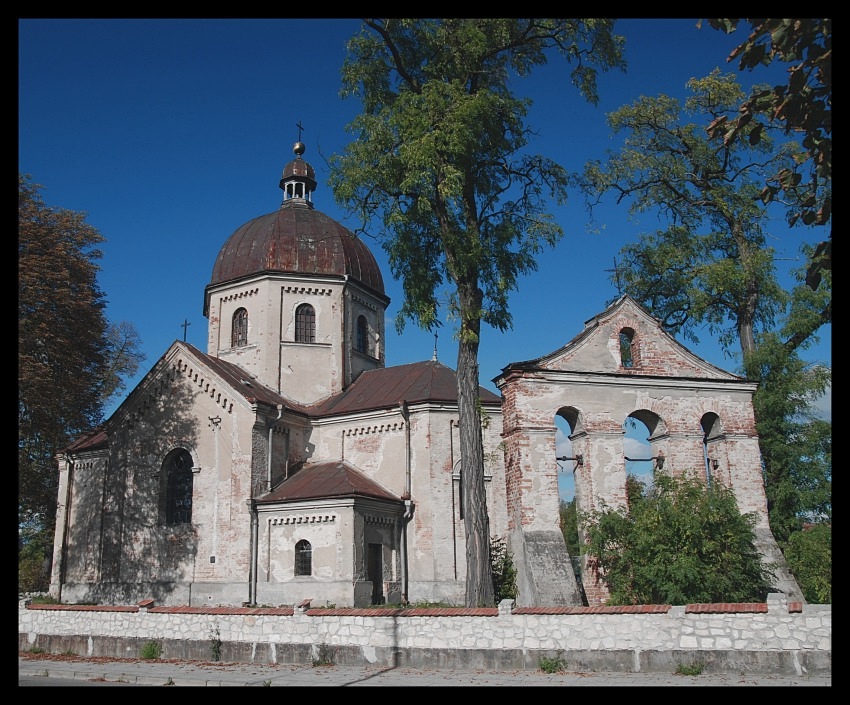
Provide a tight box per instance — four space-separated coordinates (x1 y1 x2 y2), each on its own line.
18 594 831 676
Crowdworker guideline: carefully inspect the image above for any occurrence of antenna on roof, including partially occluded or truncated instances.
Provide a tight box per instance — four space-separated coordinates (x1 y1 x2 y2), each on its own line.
432 332 438 361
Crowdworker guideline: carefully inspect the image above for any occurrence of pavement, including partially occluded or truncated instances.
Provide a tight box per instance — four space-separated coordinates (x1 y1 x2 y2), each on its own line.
18 655 831 687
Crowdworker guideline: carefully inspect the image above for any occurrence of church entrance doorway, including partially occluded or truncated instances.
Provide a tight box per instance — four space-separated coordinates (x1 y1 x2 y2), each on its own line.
368 543 383 605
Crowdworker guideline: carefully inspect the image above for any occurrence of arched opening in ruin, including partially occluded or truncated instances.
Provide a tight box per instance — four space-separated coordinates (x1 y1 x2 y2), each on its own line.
701 412 724 487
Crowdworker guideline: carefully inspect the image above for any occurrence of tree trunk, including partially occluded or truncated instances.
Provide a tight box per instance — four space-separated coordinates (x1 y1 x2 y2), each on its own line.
456 289 494 608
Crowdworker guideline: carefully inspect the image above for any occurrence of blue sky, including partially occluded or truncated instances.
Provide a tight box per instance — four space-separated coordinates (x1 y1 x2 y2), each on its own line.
19 19 830 499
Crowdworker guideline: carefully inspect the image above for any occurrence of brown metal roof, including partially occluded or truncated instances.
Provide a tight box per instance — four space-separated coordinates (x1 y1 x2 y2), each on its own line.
312 360 501 417
256 460 402 505
179 343 311 415
64 427 108 453
207 200 385 297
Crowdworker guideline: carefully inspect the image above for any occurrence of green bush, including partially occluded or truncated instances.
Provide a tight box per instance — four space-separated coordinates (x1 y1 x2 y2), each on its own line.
783 523 831 603
490 536 517 603
140 640 163 660
18 526 53 593
676 661 705 676
583 474 775 605
538 652 568 673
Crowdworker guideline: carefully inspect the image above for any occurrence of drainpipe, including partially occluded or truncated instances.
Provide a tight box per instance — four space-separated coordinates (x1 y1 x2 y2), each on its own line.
398 400 414 603
267 404 283 492
284 429 291 480
247 498 258 605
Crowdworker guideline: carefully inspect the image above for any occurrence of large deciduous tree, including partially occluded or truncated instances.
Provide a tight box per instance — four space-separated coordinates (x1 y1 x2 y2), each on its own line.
575 69 830 549
330 19 625 606
19 174 145 587
702 20 831 277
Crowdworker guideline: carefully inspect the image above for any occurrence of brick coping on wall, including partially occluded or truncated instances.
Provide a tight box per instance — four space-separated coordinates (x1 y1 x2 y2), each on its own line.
24 601 804 615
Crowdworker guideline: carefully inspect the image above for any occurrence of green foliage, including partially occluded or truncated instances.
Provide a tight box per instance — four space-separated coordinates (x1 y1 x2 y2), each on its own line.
209 625 223 662
27 595 60 605
559 500 580 559
783 524 831 603
490 536 518 603
140 640 163 660
538 652 568 673
675 661 705 676
583 474 775 605
18 174 146 541
575 66 830 560
330 18 625 609
18 525 54 593
745 337 831 543
703 19 831 234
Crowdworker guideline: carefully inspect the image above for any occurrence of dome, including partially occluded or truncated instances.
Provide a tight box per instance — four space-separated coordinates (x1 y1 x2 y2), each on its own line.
207 143 385 299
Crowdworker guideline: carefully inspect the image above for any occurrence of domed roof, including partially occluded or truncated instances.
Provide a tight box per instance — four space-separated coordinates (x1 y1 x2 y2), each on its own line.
207 143 385 298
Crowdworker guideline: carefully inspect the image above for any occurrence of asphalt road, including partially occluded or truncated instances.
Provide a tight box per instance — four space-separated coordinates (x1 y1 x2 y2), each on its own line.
18 656 831 687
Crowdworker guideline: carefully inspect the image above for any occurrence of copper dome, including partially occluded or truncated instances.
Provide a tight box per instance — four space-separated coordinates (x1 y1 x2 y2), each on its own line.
208 201 385 296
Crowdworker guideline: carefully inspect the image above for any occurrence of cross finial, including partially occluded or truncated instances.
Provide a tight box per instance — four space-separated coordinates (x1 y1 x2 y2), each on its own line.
605 256 624 296
296 121 304 142
181 318 191 342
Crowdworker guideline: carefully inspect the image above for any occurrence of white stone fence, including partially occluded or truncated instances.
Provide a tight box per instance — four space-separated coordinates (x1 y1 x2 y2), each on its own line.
18 594 831 675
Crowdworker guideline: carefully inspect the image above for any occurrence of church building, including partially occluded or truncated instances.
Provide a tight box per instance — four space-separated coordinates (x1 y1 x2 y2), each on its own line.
49 142 802 608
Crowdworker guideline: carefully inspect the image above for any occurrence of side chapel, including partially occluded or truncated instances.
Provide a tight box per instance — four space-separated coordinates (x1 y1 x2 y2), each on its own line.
49 141 803 608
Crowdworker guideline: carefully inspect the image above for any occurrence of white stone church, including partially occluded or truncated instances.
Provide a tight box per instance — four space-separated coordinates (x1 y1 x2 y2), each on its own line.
49 142 803 608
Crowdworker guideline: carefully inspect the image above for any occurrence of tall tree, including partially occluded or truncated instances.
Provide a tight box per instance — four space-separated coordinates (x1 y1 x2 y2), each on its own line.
330 19 625 606
702 19 831 336
575 70 830 547
702 20 830 251
18 174 145 548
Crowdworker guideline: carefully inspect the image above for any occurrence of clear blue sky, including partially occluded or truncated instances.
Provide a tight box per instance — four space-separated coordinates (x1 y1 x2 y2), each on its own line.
19 19 830 498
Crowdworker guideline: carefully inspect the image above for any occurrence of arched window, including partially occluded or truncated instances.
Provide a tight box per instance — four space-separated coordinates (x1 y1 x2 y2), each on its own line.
356 315 369 355
163 449 193 525
231 308 248 347
619 328 635 368
295 539 312 576
295 304 315 343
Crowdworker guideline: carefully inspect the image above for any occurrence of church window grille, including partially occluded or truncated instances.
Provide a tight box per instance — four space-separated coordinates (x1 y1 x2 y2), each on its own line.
164 449 193 525
295 539 312 576
232 308 248 347
295 304 316 343
356 315 370 355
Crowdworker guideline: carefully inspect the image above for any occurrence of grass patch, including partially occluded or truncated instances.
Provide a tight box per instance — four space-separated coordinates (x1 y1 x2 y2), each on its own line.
538 652 568 674
140 640 163 660
27 646 46 654
209 625 222 662
675 661 705 676
28 595 60 605
311 644 335 667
